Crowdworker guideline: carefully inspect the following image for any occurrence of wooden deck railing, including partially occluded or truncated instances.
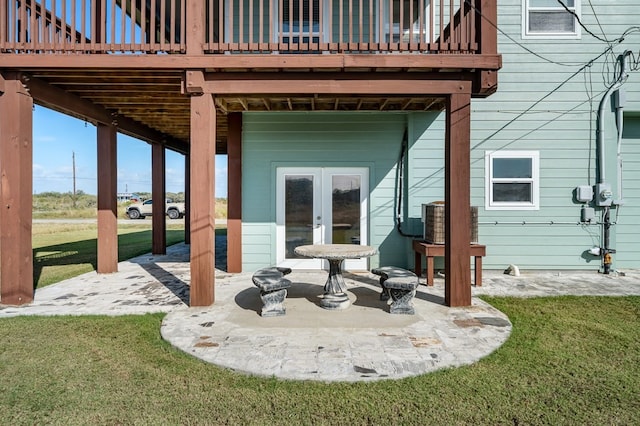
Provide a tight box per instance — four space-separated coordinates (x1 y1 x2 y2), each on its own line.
1 0 493 55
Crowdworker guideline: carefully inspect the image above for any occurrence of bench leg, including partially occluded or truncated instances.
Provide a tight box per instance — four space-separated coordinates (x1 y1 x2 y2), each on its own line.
474 256 482 287
388 287 416 315
378 277 391 301
414 251 422 277
426 256 435 286
259 288 288 317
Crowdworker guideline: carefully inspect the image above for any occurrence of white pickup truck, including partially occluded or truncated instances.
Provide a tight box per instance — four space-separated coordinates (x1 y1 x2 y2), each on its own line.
126 199 186 220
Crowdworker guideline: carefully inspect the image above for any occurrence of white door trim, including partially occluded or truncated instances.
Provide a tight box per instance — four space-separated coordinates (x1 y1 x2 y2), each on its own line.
276 167 369 270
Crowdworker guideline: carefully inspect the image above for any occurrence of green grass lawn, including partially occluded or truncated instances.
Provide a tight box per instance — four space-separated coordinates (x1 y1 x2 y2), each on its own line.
15 224 640 423
1 296 638 424
32 222 188 289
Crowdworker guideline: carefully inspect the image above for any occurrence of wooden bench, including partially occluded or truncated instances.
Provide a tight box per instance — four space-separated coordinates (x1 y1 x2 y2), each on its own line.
412 240 486 286
371 266 419 315
252 267 292 317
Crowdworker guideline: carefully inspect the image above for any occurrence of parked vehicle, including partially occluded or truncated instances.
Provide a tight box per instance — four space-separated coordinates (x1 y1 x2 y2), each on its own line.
126 199 186 220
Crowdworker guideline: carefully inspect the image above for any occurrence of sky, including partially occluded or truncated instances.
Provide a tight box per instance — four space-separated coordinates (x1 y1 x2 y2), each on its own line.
33 107 228 198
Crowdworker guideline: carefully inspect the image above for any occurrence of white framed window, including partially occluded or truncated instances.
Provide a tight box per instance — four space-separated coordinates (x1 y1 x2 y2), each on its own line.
522 0 581 39
485 151 540 210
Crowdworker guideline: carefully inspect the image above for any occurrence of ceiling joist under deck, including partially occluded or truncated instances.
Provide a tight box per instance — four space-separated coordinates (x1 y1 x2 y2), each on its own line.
22 74 188 154
9 67 472 155
214 96 446 113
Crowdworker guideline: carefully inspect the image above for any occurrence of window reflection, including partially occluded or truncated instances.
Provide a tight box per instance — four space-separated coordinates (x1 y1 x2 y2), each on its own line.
332 175 361 245
285 175 313 258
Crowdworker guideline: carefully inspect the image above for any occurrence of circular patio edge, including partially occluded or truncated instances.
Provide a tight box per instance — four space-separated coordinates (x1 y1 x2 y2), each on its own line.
161 271 512 382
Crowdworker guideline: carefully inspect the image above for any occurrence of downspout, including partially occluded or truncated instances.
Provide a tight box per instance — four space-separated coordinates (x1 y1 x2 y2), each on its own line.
596 50 632 274
395 124 422 238
597 51 631 185
614 88 626 206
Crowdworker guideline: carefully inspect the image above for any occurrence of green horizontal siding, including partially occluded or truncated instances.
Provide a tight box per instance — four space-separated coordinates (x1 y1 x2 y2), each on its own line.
405 1 640 271
242 111 425 272
242 223 274 271
237 1 640 273
615 115 640 268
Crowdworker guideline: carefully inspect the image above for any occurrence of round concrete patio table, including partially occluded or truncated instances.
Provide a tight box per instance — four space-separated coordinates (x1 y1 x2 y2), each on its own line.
294 244 377 310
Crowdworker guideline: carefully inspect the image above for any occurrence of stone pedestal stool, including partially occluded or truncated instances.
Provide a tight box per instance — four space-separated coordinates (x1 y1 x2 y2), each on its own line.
252 267 293 317
372 266 419 315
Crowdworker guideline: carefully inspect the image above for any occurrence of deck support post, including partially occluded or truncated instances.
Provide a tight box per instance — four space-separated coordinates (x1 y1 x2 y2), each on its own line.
189 85 216 306
96 123 118 273
444 91 472 307
152 143 166 254
227 112 242 273
184 153 191 244
0 72 34 305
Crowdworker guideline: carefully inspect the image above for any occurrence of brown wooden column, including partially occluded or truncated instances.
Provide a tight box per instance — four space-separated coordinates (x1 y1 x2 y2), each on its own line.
444 91 472 307
152 143 166 254
189 89 216 306
184 153 191 244
475 0 499 93
0 72 33 305
227 112 242 272
96 123 118 273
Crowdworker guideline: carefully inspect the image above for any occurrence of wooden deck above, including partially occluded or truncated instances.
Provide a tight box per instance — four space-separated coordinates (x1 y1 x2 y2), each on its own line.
1 0 500 153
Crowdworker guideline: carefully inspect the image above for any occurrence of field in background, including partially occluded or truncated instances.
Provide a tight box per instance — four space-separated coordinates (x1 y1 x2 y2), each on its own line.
32 222 187 288
32 192 228 219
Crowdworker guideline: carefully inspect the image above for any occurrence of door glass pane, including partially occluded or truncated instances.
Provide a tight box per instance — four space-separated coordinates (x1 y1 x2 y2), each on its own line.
285 175 314 258
332 175 361 244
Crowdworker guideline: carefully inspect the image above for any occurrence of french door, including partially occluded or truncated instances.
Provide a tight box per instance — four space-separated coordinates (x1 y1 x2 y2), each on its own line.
276 167 369 270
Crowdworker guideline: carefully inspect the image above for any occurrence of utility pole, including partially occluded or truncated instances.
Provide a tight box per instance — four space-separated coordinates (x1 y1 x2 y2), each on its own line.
72 151 77 208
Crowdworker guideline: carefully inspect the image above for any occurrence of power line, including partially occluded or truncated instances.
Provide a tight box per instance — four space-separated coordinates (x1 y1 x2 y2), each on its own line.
555 0 619 44
463 0 574 66
586 0 610 44
465 0 636 70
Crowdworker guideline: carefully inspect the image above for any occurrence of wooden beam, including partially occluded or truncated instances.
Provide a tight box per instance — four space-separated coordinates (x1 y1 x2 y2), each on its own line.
152 143 167 255
189 89 216 306
401 99 413 110
0 54 502 71
214 98 228 113
205 72 473 83
96 124 118 274
444 92 472 307
199 73 472 96
24 76 187 154
227 112 242 273
0 72 33 305
474 69 499 96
